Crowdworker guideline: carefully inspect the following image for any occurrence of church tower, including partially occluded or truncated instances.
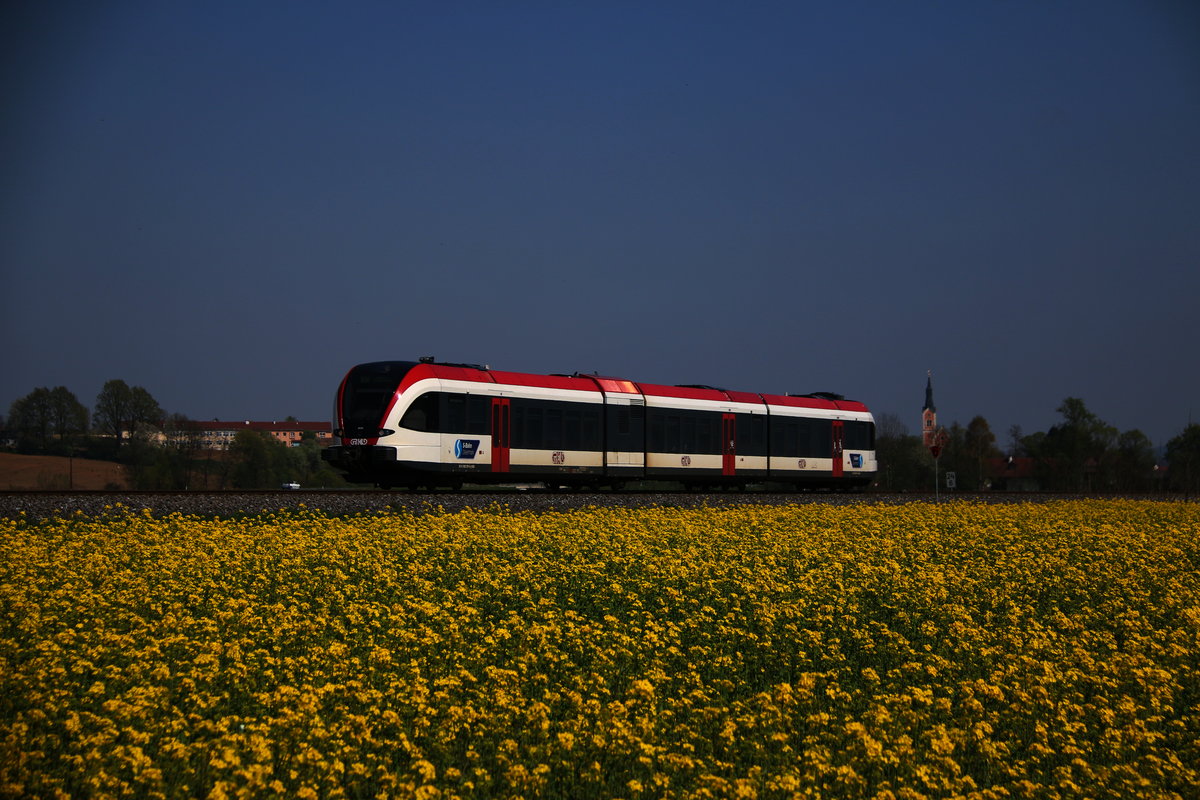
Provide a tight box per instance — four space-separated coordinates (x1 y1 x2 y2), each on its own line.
922 371 937 448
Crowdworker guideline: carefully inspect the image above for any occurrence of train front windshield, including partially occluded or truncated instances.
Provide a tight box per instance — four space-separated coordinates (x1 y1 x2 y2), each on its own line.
340 361 417 431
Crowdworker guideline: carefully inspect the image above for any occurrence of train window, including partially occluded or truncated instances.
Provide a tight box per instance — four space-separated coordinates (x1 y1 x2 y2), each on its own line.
467 396 489 435
617 407 631 436
804 419 833 457
545 408 563 449
400 393 439 432
737 414 767 456
845 421 875 451
342 364 408 429
444 394 467 432
611 405 641 453
648 411 664 452
513 404 528 448
777 419 835 455
583 408 601 450
797 419 812 456
565 408 581 450
697 414 714 454
665 415 681 452
509 399 602 450
526 407 544 449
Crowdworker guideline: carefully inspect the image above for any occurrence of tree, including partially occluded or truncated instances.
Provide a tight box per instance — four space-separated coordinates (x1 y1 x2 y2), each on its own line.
873 413 929 492
1109 429 1155 493
95 380 164 445
7 386 89 453
228 430 292 489
963 416 1002 490
129 386 164 439
875 412 909 441
50 387 89 449
129 414 205 490
1041 398 1116 491
94 380 133 444
287 431 348 488
1166 424 1200 498
1007 425 1026 457
8 389 52 452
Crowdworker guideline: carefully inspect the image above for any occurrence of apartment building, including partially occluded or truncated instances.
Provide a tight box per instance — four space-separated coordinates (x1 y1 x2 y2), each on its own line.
178 420 333 450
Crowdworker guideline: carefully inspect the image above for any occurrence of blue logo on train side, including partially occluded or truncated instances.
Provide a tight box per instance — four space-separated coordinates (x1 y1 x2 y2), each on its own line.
850 453 863 468
454 439 480 459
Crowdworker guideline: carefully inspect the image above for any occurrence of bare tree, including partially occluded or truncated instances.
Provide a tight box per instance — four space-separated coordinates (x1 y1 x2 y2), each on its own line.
875 412 909 440
94 380 134 443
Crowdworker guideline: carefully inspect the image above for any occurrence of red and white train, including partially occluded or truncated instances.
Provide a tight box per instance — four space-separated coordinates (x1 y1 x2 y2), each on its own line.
322 358 877 490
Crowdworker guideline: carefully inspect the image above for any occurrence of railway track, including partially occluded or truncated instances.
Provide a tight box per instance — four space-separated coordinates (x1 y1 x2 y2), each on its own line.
0 488 1108 520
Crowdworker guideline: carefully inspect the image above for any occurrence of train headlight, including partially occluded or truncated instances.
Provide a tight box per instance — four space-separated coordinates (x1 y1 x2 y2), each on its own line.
377 428 395 437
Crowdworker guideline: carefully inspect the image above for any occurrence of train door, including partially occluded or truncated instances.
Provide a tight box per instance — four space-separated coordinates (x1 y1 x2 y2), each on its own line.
491 398 511 473
722 413 736 476
831 420 844 478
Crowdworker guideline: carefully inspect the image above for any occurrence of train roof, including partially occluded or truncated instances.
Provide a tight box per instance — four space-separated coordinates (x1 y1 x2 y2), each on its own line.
636 383 728 402
574 374 641 394
358 360 869 412
487 370 601 393
392 361 493 392
761 393 870 413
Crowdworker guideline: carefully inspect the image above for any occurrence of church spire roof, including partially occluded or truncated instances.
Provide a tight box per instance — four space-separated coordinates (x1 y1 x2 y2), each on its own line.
923 371 936 413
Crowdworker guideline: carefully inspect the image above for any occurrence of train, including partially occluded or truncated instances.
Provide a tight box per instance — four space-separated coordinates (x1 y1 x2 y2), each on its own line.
321 358 877 490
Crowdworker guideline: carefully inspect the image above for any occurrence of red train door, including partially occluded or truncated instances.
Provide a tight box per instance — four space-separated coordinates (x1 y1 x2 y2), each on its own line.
722 413 736 476
491 398 511 473
832 420 844 478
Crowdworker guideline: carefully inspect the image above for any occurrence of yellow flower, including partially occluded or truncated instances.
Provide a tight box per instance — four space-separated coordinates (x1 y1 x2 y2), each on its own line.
1 500 1197 798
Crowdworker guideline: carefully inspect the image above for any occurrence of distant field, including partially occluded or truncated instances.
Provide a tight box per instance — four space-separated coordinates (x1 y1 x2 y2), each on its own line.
0 452 129 490
2 501 1197 798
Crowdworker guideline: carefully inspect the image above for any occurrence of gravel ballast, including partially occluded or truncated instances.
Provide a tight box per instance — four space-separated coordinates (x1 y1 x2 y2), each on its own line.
0 490 1089 520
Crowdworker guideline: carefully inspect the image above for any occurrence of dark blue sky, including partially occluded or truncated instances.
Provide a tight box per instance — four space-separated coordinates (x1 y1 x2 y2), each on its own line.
4 1 1198 448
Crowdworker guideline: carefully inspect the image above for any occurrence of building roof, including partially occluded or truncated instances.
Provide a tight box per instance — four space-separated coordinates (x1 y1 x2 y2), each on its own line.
985 457 1036 478
181 420 331 433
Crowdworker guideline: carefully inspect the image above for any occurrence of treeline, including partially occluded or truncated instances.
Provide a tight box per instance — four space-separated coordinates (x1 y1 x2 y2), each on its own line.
3 382 347 490
876 397 1200 495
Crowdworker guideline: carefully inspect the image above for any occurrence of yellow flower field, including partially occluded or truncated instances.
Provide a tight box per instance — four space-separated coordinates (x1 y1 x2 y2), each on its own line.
2 500 1198 799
